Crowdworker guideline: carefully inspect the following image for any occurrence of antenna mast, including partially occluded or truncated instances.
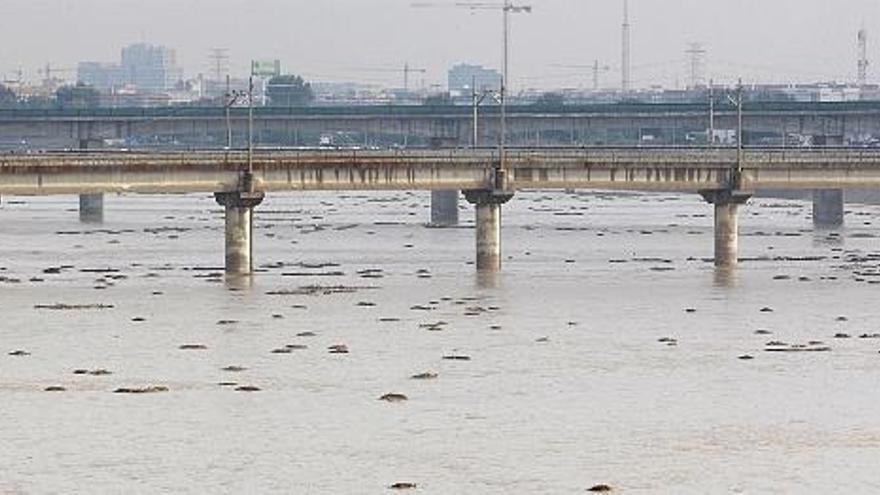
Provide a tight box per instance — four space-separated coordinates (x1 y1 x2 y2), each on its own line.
621 0 631 93
858 28 869 87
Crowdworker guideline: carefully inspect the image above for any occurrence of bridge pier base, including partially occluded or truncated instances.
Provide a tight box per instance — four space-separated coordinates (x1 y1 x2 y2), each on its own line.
430 190 460 227
812 189 844 228
79 194 104 223
215 191 265 275
464 189 514 271
700 190 752 268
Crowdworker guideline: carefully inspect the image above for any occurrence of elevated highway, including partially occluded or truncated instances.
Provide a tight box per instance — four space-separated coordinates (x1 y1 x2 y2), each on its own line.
1 101 879 149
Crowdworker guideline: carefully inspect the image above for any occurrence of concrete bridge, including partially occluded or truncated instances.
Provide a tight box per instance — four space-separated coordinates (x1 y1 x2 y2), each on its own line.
1 101 879 149
1 147 878 274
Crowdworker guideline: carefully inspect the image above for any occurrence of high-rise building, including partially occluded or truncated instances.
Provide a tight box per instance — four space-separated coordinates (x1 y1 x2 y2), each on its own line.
448 64 502 96
121 44 183 93
77 62 124 93
79 43 184 94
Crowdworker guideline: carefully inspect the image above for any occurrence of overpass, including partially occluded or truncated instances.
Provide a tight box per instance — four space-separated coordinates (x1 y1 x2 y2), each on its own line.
1 147 877 274
1 101 879 150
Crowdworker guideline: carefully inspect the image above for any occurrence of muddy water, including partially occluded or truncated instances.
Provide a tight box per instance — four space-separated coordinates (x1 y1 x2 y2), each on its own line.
1 191 880 494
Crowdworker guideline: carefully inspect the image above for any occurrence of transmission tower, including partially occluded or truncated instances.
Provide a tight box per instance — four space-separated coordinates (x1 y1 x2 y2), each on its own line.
621 0 631 92
685 42 707 88
208 48 230 82
858 29 869 87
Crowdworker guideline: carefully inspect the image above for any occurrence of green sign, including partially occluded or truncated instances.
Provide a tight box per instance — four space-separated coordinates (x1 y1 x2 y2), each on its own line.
251 60 281 77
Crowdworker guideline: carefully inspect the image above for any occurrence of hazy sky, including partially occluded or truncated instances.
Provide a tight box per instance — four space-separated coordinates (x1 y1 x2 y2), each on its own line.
1 0 878 90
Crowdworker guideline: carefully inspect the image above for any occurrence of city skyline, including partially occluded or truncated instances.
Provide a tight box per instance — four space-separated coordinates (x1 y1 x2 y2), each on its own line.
0 0 878 90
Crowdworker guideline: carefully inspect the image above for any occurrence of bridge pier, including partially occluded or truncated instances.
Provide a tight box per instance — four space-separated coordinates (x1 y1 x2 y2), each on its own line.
214 191 265 275
428 137 460 227
464 189 514 271
430 190 460 227
79 194 104 223
812 189 845 228
701 190 752 268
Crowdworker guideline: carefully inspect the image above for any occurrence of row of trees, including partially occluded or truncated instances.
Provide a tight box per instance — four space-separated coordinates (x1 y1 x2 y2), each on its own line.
0 83 102 109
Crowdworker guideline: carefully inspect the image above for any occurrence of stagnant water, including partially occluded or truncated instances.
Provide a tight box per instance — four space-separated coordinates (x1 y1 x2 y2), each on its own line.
1 190 879 494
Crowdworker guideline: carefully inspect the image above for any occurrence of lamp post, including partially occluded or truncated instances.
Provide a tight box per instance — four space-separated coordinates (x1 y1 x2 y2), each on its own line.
499 1 532 180
472 76 502 148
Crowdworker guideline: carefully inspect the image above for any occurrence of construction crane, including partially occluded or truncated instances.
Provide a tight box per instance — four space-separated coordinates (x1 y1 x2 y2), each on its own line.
355 63 427 92
412 1 532 176
412 1 531 89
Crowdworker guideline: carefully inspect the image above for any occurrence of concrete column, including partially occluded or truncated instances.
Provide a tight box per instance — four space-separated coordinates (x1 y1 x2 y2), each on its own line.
475 201 502 270
215 191 265 275
812 189 844 228
464 189 514 272
430 190 460 227
79 194 104 223
700 189 752 268
714 202 740 268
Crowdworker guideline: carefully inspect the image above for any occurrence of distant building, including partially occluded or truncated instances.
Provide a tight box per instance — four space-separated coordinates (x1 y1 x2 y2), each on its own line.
77 62 123 93
448 64 501 96
121 44 183 93
77 43 183 95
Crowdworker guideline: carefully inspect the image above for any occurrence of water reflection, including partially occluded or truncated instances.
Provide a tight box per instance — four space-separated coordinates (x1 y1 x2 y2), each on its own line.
475 270 502 289
225 274 255 291
713 266 738 288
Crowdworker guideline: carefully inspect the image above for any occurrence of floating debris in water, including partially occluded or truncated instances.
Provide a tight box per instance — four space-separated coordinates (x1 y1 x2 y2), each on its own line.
235 385 261 392
179 344 208 350
328 344 350 354
8 350 31 356
388 482 417 490
411 372 438 380
765 342 831 353
114 386 169 394
442 355 471 361
73 369 112 376
44 386 67 392
587 484 614 492
221 365 247 372
379 393 409 403
34 303 114 311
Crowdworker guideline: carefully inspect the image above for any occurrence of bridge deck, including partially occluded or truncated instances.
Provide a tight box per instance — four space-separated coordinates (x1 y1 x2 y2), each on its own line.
2 148 880 196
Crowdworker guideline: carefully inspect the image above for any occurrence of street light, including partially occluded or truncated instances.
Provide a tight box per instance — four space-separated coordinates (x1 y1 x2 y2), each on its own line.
472 76 502 147
726 78 744 177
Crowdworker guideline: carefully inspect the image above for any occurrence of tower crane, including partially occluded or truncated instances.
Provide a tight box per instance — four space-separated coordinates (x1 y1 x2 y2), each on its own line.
412 1 532 176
